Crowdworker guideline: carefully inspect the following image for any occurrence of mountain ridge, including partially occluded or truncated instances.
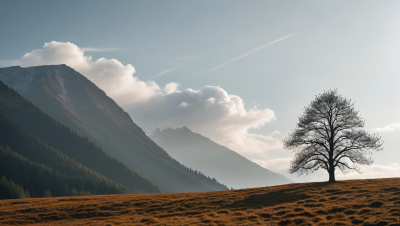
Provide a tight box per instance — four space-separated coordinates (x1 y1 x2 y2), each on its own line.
150 126 293 189
0 65 227 192
0 78 161 194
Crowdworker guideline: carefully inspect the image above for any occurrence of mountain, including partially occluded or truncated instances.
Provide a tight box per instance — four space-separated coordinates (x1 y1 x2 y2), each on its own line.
150 127 293 189
0 78 161 194
0 175 31 199
0 81 162 197
0 112 137 197
0 65 227 192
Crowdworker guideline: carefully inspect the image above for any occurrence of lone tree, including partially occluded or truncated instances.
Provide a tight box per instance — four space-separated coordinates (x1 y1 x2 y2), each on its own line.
283 90 383 182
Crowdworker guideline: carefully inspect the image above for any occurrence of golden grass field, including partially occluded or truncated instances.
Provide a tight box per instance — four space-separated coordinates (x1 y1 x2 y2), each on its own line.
1 178 400 225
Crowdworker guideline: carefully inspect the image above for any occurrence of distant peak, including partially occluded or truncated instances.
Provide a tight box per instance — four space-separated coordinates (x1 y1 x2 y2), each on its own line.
50 64 69 68
180 126 191 132
152 128 161 135
163 127 174 132
156 126 194 134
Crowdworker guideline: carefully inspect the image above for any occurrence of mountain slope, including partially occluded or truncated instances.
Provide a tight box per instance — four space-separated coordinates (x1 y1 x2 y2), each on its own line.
0 145 133 198
0 65 227 192
0 76 161 194
0 111 138 197
0 175 30 199
150 127 292 189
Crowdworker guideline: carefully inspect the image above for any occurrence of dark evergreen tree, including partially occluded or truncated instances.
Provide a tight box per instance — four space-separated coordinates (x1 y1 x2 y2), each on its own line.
0 175 30 199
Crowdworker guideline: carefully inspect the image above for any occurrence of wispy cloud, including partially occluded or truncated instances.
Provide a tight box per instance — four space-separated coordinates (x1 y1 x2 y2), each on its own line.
155 68 176 78
81 47 124 52
153 56 197 78
372 123 400 132
182 33 295 80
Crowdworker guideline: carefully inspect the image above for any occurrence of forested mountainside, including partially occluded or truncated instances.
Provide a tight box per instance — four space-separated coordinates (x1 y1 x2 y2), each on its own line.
151 127 292 189
0 175 30 199
0 65 227 192
0 79 161 194
0 113 136 198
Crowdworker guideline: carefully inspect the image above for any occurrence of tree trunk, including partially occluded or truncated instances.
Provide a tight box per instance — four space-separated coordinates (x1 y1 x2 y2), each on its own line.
328 168 336 182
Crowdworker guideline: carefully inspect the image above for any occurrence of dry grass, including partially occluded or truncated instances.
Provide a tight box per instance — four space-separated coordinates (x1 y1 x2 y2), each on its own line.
1 178 400 225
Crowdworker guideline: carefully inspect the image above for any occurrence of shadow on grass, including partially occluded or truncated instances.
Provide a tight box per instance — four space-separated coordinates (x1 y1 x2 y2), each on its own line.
222 182 333 210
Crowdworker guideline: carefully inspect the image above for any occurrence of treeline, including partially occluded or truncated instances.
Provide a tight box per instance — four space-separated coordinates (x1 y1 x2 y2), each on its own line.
0 80 162 194
0 145 132 197
0 111 138 199
172 157 227 191
0 175 30 199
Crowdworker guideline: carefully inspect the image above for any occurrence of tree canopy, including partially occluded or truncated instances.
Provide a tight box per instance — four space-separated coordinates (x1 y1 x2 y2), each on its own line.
283 89 383 182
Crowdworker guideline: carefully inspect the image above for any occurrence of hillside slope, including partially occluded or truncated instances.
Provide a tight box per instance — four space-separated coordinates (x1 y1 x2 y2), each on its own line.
0 65 227 192
0 78 161 194
0 111 139 196
150 127 292 189
1 178 399 225
0 145 134 198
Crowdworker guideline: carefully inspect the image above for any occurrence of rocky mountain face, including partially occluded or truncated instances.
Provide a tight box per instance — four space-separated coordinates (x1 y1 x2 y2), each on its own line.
0 65 227 192
150 127 293 189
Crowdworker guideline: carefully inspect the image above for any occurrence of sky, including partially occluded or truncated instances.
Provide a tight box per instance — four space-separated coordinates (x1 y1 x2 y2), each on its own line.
1 0 400 183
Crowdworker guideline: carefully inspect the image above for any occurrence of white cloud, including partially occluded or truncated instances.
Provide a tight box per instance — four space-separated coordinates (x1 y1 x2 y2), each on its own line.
372 123 400 132
164 82 179 94
268 131 282 137
3 41 159 105
178 102 191 108
253 158 292 172
5 41 280 156
126 86 279 155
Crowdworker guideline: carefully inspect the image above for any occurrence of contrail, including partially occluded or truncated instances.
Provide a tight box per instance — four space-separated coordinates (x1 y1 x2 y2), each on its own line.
181 33 295 81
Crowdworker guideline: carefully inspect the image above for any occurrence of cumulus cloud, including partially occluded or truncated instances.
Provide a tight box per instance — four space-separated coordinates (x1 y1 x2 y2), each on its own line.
125 85 279 155
3 41 160 105
4 41 280 155
253 158 292 172
164 82 179 94
372 123 400 132
178 102 191 108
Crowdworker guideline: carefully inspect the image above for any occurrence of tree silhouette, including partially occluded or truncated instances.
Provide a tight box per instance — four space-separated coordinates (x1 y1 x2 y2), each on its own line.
283 90 383 182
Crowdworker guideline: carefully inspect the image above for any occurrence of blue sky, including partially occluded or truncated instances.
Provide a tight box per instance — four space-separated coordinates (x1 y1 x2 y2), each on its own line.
1 0 400 182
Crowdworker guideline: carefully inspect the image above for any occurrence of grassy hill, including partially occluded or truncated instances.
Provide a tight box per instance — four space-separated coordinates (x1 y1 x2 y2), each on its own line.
1 178 400 225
